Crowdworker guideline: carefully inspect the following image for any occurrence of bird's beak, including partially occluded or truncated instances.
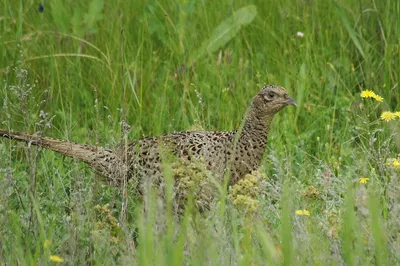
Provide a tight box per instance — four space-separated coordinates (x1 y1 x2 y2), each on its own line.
286 96 297 107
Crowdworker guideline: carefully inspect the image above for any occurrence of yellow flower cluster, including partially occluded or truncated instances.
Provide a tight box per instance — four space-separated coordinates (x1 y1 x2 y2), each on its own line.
228 172 260 213
359 177 369 184
94 204 121 242
380 111 400 122
231 195 260 213
360 90 383 102
172 157 216 213
301 185 319 198
295 209 310 216
360 89 400 122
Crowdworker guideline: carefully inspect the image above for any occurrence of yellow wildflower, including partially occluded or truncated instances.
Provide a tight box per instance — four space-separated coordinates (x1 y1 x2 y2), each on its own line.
360 90 375 98
359 177 369 184
373 95 383 102
395 112 400 118
49 255 64 263
360 90 383 102
381 111 397 122
295 209 310 216
393 159 400 167
43 240 51 249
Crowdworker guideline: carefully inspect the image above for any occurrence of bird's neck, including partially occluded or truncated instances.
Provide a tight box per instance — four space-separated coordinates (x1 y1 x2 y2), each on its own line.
227 109 275 184
235 109 273 157
239 109 273 144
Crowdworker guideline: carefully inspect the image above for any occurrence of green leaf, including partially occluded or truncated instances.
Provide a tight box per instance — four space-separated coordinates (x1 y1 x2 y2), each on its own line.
84 0 104 34
72 8 84 37
334 2 365 59
193 5 257 62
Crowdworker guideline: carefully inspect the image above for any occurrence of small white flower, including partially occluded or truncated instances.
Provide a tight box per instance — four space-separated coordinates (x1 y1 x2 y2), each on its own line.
297 31 304 38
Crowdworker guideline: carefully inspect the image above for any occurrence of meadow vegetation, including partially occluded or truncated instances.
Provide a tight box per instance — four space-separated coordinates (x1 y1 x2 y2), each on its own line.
1 0 400 264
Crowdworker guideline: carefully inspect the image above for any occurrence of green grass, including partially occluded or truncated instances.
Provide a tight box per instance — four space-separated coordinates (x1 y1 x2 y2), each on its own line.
1 0 400 264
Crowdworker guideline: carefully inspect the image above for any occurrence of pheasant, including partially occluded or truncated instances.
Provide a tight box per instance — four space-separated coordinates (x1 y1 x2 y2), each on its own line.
0 85 296 198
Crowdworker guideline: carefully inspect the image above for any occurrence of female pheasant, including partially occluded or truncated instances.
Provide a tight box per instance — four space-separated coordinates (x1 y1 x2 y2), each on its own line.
0 85 296 193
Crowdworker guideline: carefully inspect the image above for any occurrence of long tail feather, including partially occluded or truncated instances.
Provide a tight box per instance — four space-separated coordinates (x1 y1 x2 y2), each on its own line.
0 129 128 183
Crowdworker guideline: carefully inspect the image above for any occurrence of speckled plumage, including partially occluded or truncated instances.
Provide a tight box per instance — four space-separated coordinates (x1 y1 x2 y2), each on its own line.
0 85 296 195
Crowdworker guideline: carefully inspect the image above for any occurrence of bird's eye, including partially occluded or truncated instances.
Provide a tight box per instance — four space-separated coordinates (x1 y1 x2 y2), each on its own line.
263 92 276 102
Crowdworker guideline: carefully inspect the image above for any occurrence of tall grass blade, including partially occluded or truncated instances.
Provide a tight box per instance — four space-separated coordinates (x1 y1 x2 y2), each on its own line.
340 184 357 265
368 185 389 266
281 181 293 266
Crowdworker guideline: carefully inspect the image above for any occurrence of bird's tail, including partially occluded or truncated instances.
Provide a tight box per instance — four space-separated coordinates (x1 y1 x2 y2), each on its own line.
0 129 128 184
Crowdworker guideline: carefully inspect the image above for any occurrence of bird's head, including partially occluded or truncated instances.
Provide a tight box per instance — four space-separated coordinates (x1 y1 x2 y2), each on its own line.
250 85 297 118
